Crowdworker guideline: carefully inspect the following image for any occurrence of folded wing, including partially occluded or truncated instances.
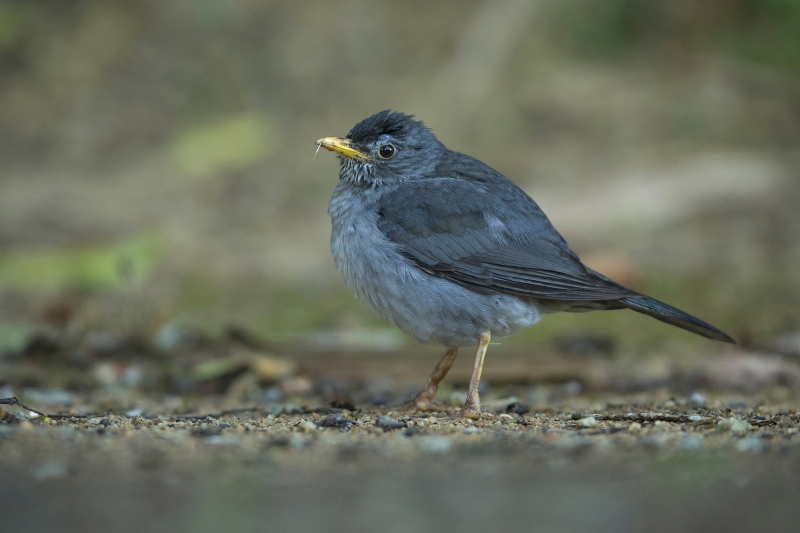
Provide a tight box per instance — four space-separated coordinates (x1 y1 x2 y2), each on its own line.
376 175 637 301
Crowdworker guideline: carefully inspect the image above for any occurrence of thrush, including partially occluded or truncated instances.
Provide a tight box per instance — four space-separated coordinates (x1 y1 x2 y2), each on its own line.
317 111 734 419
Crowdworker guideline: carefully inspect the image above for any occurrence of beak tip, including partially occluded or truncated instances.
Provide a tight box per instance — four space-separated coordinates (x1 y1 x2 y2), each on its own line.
314 136 369 161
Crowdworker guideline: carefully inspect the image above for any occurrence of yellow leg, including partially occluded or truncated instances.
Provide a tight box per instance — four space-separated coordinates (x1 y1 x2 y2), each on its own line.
410 347 458 411
459 332 491 419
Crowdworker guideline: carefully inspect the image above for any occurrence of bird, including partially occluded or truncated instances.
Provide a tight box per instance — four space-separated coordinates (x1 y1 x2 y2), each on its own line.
316 110 735 419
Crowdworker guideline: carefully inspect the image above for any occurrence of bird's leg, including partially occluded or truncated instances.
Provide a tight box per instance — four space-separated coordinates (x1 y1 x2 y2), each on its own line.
457 332 491 420
407 347 458 411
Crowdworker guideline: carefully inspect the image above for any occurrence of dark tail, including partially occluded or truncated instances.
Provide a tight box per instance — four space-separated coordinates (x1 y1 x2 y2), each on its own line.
620 296 736 344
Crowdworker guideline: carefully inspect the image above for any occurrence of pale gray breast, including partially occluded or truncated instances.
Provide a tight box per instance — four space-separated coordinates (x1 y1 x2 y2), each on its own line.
328 183 543 347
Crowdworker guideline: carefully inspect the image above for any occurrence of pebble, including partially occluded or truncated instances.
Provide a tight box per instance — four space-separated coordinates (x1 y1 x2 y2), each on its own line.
717 417 752 435
506 402 530 415
462 427 480 434
576 417 598 429
315 413 355 428
376 415 405 432
297 420 317 432
403 427 421 437
262 387 282 403
688 392 707 407
284 404 304 415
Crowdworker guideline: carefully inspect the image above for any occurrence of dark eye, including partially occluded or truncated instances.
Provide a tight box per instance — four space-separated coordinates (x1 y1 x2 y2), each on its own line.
378 143 396 159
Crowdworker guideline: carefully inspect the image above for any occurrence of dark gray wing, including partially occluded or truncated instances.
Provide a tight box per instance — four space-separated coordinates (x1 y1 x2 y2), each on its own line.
376 163 637 301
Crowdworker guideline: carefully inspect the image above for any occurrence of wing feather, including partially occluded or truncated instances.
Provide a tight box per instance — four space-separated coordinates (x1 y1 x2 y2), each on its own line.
377 174 637 302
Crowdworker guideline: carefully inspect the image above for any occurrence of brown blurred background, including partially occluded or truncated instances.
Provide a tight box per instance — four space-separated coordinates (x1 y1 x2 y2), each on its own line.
1 0 799 362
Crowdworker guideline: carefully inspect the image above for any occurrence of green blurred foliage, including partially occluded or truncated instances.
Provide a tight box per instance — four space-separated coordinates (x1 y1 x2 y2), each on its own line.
0 232 163 292
0 3 25 49
725 0 800 71
549 0 800 71
550 0 647 60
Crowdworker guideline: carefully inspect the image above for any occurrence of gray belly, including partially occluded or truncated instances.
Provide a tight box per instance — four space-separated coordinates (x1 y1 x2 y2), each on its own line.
331 214 542 347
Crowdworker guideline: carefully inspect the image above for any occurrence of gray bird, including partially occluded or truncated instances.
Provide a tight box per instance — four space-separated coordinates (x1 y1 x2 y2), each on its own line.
317 111 735 419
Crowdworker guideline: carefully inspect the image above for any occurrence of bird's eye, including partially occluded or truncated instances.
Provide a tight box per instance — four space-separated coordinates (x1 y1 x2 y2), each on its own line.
378 143 396 159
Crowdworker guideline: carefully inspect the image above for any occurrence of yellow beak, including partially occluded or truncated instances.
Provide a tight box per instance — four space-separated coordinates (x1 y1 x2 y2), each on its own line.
315 137 371 162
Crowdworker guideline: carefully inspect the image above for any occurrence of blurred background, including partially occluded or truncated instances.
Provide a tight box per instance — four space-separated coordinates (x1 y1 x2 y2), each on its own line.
1 0 800 397
3 2 800 532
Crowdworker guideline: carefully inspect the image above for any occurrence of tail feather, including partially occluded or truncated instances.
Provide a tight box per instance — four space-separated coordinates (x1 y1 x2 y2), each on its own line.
620 296 736 344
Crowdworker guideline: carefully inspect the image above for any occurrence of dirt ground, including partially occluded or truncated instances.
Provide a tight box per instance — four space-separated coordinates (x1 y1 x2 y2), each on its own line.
2 344 800 533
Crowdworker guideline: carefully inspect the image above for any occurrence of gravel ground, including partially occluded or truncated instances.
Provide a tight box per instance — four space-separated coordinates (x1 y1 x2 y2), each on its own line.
2 385 800 533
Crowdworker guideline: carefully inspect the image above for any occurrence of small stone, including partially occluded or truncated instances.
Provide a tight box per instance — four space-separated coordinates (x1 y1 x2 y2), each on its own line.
268 404 285 416
297 420 317 432
463 427 480 434
262 386 282 403
283 404 303 415
628 422 642 433
315 413 355 428
688 415 702 422
506 402 530 415
403 427 422 437
654 420 676 430
88 417 105 425
577 417 598 428
717 417 752 435
376 415 405 432
688 392 707 407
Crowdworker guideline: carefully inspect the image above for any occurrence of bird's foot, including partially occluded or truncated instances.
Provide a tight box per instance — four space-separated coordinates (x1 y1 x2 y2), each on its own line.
400 398 457 414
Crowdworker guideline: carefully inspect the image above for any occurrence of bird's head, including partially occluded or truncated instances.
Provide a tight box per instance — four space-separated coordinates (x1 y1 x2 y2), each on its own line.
316 110 444 186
